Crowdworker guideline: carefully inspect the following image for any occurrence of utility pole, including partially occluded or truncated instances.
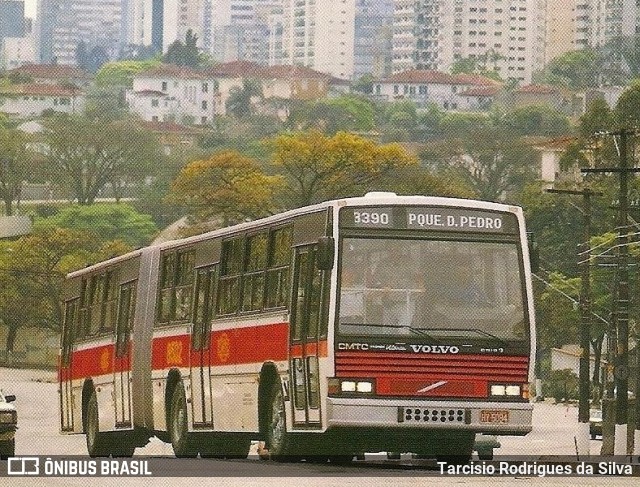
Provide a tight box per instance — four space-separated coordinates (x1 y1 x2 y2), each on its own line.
582 128 639 455
547 188 600 457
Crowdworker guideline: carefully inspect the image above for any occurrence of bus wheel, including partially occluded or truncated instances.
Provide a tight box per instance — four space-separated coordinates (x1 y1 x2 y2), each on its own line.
434 433 475 465
265 381 293 461
110 435 136 458
0 438 14 459
224 439 251 459
86 390 110 457
169 382 197 458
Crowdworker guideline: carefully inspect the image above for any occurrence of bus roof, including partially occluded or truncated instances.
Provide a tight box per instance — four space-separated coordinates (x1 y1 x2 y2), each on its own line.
66 193 523 278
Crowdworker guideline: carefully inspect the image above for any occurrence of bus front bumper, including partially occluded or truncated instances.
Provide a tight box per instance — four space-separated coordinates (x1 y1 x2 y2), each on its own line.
326 397 533 435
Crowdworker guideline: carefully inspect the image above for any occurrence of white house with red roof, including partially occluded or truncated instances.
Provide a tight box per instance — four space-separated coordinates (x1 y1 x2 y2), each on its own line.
373 69 501 111
0 83 85 118
126 64 218 125
127 61 348 123
6 64 92 88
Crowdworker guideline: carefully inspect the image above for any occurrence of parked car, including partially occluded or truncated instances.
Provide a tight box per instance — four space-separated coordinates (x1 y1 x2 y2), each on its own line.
0 390 17 458
589 408 602 439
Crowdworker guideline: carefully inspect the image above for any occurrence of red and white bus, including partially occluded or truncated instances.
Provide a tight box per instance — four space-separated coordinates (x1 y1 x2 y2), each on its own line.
59 192 536 461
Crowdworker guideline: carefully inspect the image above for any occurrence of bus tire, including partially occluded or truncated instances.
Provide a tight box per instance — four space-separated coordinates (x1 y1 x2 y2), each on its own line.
0 438 14 459
168 382 197 458
110 434 136 458
265 380 293 461
85 390 110 457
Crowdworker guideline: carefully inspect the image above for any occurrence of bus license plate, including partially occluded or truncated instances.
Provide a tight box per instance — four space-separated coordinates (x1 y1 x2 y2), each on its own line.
480 410 509 424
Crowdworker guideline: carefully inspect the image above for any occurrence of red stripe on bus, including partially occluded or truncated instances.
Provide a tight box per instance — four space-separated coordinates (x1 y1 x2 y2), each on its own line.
149 322 292 369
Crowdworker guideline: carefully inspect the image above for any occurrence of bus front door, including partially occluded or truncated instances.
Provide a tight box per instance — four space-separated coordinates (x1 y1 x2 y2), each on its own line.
289 246 325 428
114 282 136 428
189 266 216 427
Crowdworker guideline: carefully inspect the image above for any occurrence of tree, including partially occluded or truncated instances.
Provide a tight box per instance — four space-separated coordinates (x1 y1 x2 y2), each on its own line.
164 29 200 68
43 115 161 204
0 128 36 215
500 105 572 137
614 80 640 128
289 95 375 134
270 130 418 207
35 203 158 248
87 46 110 74
0 228 131 352
538 49 601 89
423 126 539 202
226 79 263 119
94 60 161 89
168 150 284 226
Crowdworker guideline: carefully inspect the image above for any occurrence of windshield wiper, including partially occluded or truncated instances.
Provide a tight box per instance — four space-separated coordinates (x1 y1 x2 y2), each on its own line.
340 322 441 341
452 328 507 343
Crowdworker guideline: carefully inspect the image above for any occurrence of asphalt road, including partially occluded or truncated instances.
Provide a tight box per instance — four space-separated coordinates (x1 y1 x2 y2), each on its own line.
0 367 635 487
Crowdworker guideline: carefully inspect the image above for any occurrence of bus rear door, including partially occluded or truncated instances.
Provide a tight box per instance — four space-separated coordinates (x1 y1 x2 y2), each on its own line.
189 266 216 427
114 281 136 428
60 298 79 432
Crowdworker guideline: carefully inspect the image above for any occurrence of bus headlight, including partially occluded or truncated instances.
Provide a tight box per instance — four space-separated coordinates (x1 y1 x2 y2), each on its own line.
328 378 375 395
490 384 522 397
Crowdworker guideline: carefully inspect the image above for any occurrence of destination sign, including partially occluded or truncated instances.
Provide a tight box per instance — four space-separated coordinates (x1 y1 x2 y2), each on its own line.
340 206 518 234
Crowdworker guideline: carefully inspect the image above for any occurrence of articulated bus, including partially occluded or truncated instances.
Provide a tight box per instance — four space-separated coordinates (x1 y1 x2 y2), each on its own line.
59 192 536 461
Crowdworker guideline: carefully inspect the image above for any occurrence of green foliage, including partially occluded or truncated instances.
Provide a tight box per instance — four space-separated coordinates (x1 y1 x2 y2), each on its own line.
163 29 200 68
500 105 572 137
579 97 614 138
35 204 158 248
168 150 284 225
545 369 579 402
423 124 539 202
351 73 374 94
270 130 418 207
0 227 133 350
0 127 37 215
43 114 161 204
613 80 640 128
94 60 161 88
539 49 600 89
436 112 493 139
225 79 263 119
289 95 375 134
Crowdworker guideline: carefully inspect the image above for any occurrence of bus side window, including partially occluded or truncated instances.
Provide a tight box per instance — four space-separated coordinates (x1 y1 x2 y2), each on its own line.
242 232 267 312
62 298 79 366
174 251 195 321
217 237 245 315
265 226 292 309
101 270 119 333
158 253 176 323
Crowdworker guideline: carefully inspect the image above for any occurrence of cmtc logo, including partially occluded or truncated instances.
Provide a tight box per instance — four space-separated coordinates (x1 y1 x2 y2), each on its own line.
337 342 369 351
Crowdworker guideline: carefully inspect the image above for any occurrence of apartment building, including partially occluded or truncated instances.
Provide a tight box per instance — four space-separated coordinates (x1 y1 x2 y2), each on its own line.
36 0 124 64
354 0 394 79
393 0 546 84
545 0 637 65
209 0 282 65
281 0 356 80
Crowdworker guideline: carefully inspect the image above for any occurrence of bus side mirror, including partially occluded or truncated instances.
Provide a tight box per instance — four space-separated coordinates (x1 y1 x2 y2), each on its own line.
317 237 335 270
527 232 539 273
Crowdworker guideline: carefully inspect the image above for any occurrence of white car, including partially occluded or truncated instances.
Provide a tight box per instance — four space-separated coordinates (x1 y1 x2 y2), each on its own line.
0 390 17 458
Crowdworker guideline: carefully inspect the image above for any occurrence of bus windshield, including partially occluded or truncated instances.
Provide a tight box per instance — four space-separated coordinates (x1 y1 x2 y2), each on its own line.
337 237 526 341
